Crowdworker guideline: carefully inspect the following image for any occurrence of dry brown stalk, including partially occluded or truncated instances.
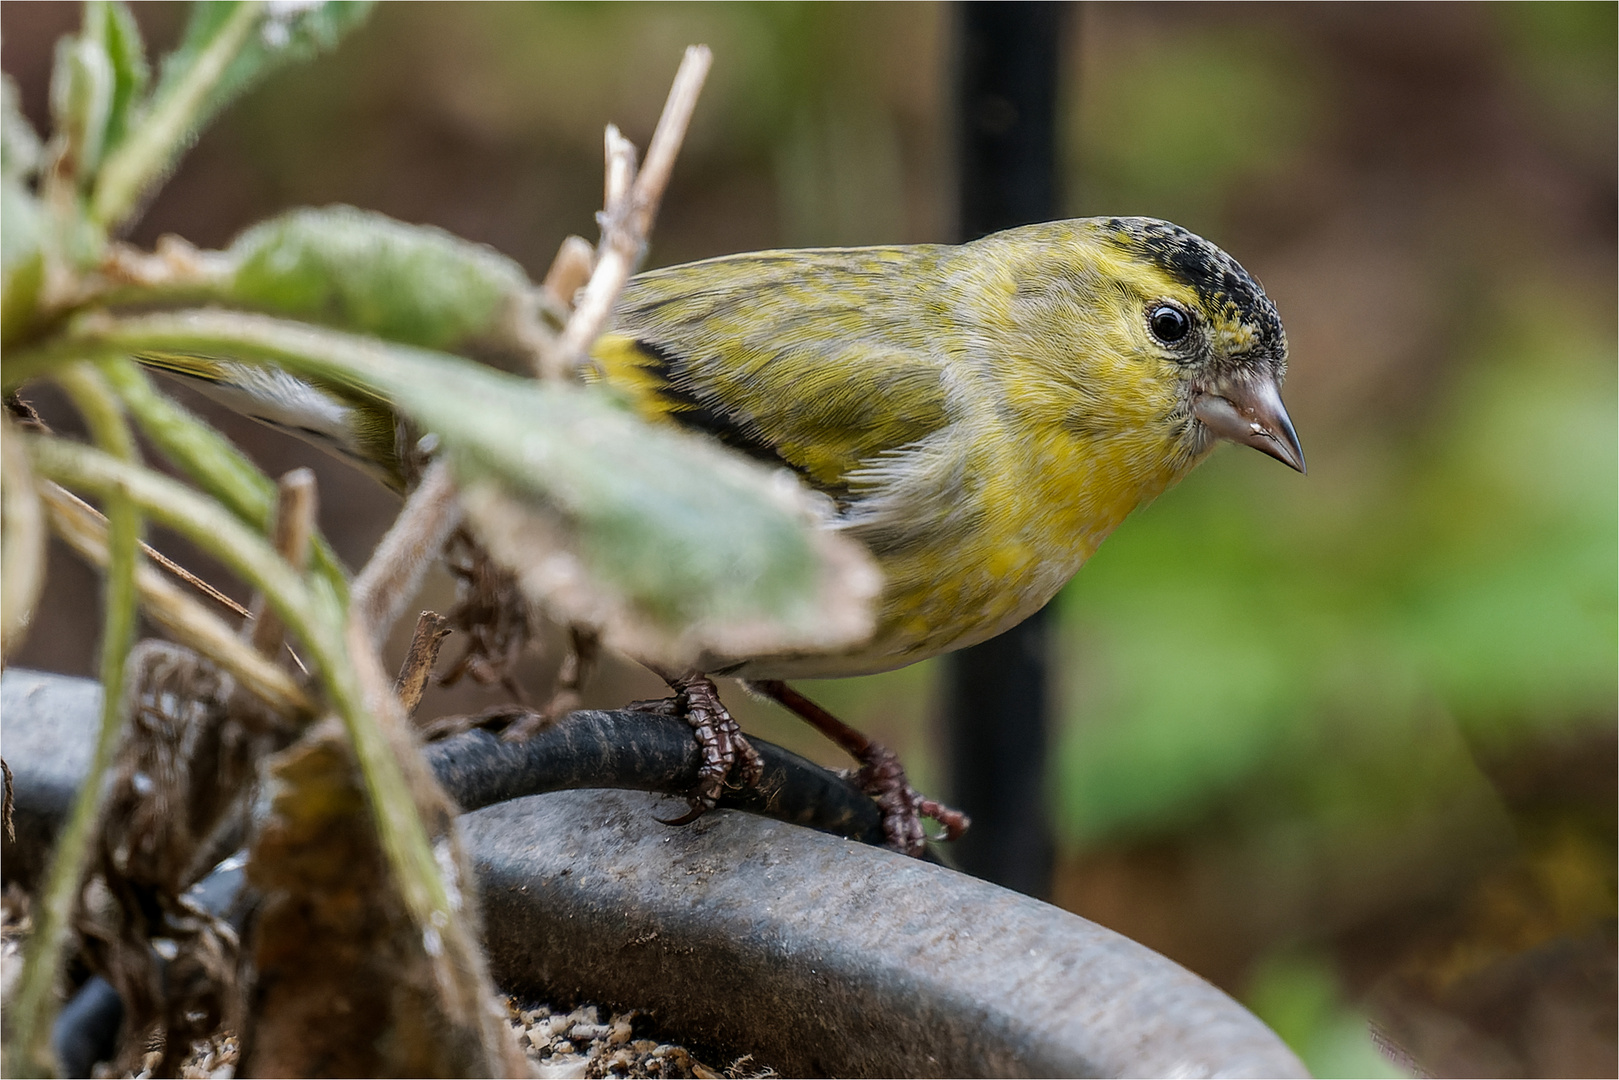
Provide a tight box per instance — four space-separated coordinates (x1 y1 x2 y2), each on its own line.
246 468 318 658
350 459 463 652
541 235 597 312
550 44 712 379
396 610 452 721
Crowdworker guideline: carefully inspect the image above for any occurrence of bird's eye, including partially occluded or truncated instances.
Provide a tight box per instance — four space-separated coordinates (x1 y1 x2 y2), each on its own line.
1148 304 1191 345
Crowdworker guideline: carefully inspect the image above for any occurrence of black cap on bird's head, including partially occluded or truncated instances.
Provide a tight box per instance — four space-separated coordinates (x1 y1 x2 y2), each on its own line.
1107 217 1305 474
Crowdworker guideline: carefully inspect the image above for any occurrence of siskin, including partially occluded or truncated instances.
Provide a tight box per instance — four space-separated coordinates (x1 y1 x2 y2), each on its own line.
590 216 1302 851
148 216 1304 854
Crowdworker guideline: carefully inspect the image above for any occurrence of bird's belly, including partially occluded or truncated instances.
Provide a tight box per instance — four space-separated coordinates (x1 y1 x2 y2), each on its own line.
724 448 1185 681
724 533 1084 681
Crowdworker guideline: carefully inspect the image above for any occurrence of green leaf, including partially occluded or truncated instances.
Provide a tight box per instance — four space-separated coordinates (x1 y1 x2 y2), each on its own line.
48 32 115 184
91 1 373 228
333 348 879 668
424 376 879 669
2 80 45 347
25 310 881 670
1 77 42 183
84 0 150 156
0 182 43 346
225 206 538 359
148 0 372 145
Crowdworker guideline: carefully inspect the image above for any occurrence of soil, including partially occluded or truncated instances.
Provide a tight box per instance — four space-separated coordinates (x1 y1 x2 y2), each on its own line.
4 888 769 1080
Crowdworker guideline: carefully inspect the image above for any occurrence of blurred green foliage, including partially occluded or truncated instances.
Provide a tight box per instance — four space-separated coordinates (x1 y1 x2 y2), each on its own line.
1055 291 1616 847
1246 950 1409 1079
1052 5 1614 1073
227 206 532 352
1067 24 1318 233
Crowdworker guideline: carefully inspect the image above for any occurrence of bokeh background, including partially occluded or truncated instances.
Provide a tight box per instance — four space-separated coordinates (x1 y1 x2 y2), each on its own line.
5 3 1614 1076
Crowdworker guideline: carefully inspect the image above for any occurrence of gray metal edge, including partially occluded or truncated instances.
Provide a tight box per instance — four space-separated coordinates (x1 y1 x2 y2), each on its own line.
466 791 1307 1079
1 668 1307 1078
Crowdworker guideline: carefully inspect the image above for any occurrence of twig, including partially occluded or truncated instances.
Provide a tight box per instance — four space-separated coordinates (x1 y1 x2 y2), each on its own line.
2 758 13 843
350 460 462 652
395 611 451 721
142 541 249 617
551 45 712 378
540 235 597 312
247 469 318 657
604 124 638 212
48 483 249 618
42 483 312 717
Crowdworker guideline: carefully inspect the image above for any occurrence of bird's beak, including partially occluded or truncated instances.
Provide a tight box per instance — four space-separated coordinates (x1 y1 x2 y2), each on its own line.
1192 373 1306 473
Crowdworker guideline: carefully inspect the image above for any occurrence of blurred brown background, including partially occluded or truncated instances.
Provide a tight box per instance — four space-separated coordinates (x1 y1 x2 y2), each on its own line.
4 3 1614 1076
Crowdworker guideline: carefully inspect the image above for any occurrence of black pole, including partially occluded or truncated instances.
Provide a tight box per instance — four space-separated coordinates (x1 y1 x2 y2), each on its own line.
943 1 1063 897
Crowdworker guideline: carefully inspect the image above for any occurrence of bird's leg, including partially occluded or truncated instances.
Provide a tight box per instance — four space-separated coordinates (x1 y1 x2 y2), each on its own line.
744 679 969 857
629 670 764 825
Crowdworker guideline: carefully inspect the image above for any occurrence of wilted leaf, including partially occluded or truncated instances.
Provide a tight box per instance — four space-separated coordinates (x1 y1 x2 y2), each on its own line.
385 366 880 670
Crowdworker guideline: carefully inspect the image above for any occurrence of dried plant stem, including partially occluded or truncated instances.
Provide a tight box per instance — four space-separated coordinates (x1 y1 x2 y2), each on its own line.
396 611 451 720
27 437 457 995
540 235 597 312
248 468 318 657
351 459 462 651
545 624 601 722
551 44 712 377
141 538 249 617
41 482 312 717
603 125 638 211
7 367 142 1078
45 479 248 617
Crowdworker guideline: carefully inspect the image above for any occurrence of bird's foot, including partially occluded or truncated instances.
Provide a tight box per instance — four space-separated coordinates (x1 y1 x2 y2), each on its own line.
743 679 968 857
632 675 763 825
855 743 970 858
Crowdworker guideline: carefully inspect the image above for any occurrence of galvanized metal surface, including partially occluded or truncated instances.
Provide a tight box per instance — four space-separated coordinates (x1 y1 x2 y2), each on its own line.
1 668 104 887
469 791 1307 1078
2 668 1307 1078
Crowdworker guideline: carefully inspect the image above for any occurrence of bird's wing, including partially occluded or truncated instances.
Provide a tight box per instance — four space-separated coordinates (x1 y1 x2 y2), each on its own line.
136 351 407 486
593 247 957 508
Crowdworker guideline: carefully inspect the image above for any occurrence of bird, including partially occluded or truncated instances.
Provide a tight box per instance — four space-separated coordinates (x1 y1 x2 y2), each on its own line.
588 216 1302 852
143 215 1304 855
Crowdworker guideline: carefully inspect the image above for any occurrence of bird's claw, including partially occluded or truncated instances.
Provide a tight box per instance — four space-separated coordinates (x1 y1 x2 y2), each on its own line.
644 675 763 825
856 744 970 857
